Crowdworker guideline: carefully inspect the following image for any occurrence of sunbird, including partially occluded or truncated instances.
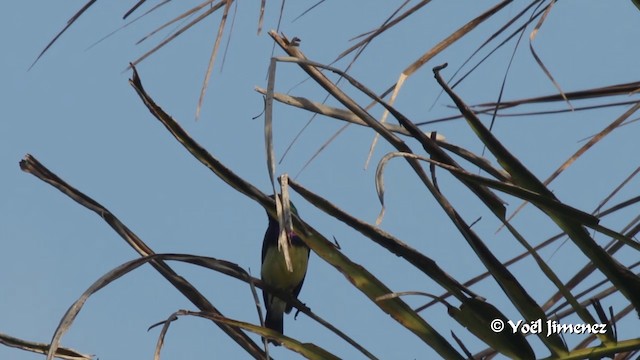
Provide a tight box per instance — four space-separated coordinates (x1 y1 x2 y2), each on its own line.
261 195 310 344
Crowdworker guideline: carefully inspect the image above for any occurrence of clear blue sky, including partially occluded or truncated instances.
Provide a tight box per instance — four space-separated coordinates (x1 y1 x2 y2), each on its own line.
2 1 639 359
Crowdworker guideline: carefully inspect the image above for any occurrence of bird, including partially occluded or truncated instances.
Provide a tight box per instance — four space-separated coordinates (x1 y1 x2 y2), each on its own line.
261 195 310 344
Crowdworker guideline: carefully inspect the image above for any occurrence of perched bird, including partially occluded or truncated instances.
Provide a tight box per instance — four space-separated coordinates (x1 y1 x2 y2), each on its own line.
261 195 310 344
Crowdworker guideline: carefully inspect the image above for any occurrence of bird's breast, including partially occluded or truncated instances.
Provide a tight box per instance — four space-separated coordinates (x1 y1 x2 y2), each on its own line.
261 243 309 291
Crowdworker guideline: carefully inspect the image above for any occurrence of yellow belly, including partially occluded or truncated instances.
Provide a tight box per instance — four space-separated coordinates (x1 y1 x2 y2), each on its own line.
261 244 308 291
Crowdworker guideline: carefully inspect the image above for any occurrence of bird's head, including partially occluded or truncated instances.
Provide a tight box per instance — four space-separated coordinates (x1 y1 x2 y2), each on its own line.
268 194 298 217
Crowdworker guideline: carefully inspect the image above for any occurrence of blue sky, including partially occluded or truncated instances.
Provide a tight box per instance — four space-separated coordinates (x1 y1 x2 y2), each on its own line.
2 1 639 359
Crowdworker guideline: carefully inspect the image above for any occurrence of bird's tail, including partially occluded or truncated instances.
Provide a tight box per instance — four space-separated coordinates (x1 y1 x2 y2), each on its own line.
265 309 284 334
264 308 284 345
